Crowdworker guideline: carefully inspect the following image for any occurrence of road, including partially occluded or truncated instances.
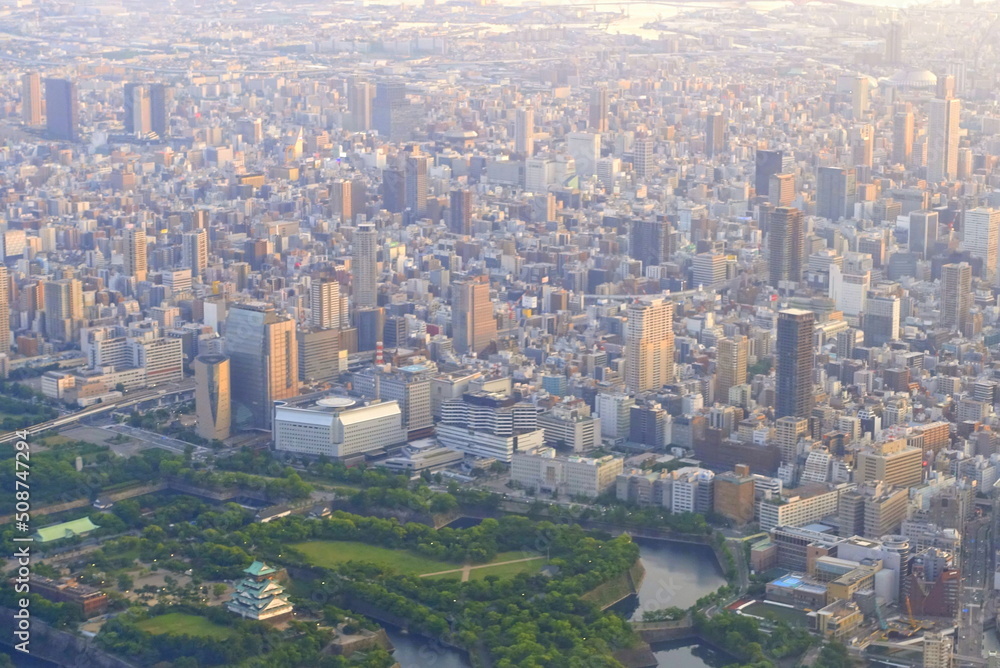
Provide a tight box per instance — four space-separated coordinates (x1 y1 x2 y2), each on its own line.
958 516 992 664
104 424 212 460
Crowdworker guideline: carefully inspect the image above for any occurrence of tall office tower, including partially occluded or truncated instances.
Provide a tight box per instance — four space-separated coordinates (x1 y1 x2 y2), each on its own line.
195 354 231 442
353 223 378 309
589 87 608 132
768 173 795 206
182 229 208 276
940 263 972 333
236 117 262 144
356 306 386 352
224 303 298 430
754 149 791 197
633 135 653 178
864 292 901 346
297 328 341 382
22 72 41 126
405 152 430 216
963 207 1000 283
922 632 953 668
769 207 805 289
331 179 354 223
893 111 914 166
630 219 672 269
123 83 151 135
44 78 79 141
381 167 406 213
0 266 9 351
625 296 675 394
449 189 473 235
816 166 856 221
909 210 938 259
596 393 635 440
716 335 748 403
372 81 408 140
851 124 874 168
453 277 496 356
567 131 601 177
123 226 148 282
515 107 534 156
148 83 168 137
885 21 903 64
43 278 83 344
776 309 815 419
348 79 372 132
927 94 961 183
310 279 341 329
705 113 725 157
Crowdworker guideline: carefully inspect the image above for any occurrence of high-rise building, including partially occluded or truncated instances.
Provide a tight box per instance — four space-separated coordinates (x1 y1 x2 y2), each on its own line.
0 266 9 351
776 309 815 419
453 277 496 356
885 21 903 64
381 167 406 214
224 303 298 430
633 135 653 178
855 438 923 488
909 210 938 259
589 87 608 132
22 72 41 126
838 74 870 119
43 279 84 344
755 149 793 197
714 464 755 525
353 364 434 439
353 223 378 308
123 83 151 135
331 179 355 223
348 79 372 132
182 229 208 277
692 252 727 289
449 189 473 235
625 296 675 394
775 416 809 464
372 82 410 140
195 354 231 442
596 393 634 441
567 131 601 177
962 207 1000 283
769 207 805 289
44 78 79 142
630 219 672 269
297 328 342 382
705 113 725 157
940 263 972 333
768 173 795 207
922 632 953 668
863 292 900 346
123 226 148 282
148 83 168 137
716 335 748 403
310 279 341 330
816 166 856 221
405 152 431 217
515 107 534 156
893 111 914 166
927 95 961 183
851 124 874 168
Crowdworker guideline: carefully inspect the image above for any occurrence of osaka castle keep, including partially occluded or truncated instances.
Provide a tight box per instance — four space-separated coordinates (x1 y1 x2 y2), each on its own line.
227 560 294 623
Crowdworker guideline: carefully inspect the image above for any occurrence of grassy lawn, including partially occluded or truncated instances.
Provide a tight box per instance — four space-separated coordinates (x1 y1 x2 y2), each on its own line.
36 435 72 447
742 602 811 627
469 558 546 581
290 540 456 575
137 613 234 639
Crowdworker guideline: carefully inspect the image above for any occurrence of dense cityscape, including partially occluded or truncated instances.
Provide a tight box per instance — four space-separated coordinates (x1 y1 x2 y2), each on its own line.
4 0 1000 667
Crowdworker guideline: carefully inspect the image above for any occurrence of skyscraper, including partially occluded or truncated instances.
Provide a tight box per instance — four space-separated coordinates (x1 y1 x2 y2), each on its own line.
863 292 901 346
776 309 815 419
940 262 972 333
372 82 409 140
124 83 151 135
893 111 914 166
123 226 148 282
44 78 79 141
453 277 496 356
716 335 748 403
769 207 805 289
589 87 608 132
353 222 378 308
515 107 534 157
962 207 1000 283
927 94 960 183
449 189 473 235
381 167 406 214
885 21 903 64
705 113 725 157
405 152 430 216
348 79 372 132
148 83 168 137
195 354 231 442
43 279 83 344
625 296 675 394
224 303 298 430
567 131 601 177
22 72 41 127
0 266 9 351
754 149 792 197
331 179 355 223
630 219 672 269
768 173 795 207
908 210 938 259
310 279 341 330
816 166 856 221
182 229 208 276
851 124 874 168
633 135 653 178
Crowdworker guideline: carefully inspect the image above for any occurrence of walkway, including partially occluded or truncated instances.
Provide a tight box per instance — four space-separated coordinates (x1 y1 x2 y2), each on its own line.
419 556 545 582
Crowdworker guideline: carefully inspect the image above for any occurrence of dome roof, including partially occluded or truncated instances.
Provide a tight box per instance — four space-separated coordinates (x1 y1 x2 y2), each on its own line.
887 68 937 88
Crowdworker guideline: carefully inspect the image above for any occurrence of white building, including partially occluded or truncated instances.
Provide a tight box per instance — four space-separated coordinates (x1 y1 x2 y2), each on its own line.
511 447 623 498
273 397 407 460
538 400 601 452
596 392 634 441
437 391 545 462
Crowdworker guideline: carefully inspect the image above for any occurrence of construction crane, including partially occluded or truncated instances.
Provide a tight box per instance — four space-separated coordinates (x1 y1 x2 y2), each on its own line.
874 604 888 632
905 596 919 630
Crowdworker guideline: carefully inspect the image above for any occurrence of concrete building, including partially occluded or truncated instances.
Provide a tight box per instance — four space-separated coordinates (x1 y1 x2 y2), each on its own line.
437 391 545 462
512 447 623 498
625 296 674 393
195 354 231 441
273 397 406 460
538 399 601 452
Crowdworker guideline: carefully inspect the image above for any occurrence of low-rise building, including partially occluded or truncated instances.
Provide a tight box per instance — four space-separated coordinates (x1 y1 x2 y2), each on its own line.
273 396 407 461
512 447 623 498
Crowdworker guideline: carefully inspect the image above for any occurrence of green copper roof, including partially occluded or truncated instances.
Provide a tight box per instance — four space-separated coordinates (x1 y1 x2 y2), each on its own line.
34 517 101 543
244 560 277 576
